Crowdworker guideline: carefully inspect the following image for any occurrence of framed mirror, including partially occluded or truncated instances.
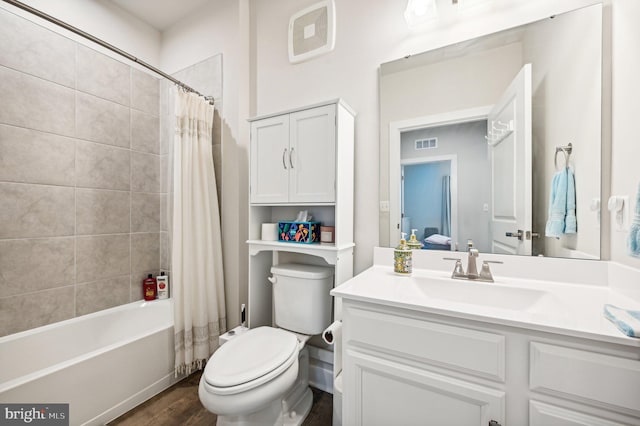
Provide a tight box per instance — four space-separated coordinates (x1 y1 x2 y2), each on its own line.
379 3 604 259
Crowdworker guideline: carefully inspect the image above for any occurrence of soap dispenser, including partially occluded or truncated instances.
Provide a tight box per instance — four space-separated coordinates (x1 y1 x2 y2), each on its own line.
407 229 423 250
394 232 412 275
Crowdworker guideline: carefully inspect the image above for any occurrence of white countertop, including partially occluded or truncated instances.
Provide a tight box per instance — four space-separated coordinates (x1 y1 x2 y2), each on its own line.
331 263 640 348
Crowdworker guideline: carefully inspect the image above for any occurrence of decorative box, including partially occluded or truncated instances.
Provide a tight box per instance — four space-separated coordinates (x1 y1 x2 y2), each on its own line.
278 221 321 244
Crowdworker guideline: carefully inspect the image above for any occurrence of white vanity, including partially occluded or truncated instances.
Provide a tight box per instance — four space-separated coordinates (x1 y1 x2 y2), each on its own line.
331 248 640 426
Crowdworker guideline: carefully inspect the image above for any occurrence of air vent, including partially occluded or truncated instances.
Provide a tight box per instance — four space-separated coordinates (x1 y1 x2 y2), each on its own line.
288 0 336 64
415 137 438 150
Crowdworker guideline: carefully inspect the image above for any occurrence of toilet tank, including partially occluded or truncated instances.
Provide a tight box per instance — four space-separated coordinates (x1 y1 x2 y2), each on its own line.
269 263 334 335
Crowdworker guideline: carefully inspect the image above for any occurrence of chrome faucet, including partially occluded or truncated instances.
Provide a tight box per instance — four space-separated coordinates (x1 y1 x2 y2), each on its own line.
444 240 502 283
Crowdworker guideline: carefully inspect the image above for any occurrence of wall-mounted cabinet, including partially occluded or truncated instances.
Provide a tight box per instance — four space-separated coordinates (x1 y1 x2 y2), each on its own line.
250 104 337 204
247 99 355 328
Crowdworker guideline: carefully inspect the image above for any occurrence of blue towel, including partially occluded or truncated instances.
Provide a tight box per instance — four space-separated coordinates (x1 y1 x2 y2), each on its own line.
545 167 577 238
603 304 640 338
627 182 640 257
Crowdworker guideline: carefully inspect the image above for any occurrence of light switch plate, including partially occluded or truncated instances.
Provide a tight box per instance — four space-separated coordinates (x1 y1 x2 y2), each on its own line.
380 201 390 212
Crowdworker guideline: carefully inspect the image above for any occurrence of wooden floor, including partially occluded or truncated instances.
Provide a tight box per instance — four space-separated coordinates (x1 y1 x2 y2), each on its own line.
108 370 333 426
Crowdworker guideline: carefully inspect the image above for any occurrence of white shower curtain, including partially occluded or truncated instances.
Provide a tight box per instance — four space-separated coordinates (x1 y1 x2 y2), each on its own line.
171 89 226 376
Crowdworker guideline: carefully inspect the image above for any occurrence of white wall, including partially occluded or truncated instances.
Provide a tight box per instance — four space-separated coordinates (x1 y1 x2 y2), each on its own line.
611 0 640 269
250 0 590 273
2 0 161 65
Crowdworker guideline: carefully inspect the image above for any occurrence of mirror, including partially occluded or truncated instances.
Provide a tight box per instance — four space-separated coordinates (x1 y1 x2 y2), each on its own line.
379 4 603 259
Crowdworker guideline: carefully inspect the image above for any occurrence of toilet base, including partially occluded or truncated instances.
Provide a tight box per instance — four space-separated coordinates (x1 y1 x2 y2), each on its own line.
215 347 313 426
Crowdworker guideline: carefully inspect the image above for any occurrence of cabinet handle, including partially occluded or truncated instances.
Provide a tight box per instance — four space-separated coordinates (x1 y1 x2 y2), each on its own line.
282 148 288 170
489 421 502 426
289 147 295 169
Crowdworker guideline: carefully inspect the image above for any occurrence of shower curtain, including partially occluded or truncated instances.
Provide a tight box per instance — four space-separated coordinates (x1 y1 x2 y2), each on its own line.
441 175 451 237
171 88 226 376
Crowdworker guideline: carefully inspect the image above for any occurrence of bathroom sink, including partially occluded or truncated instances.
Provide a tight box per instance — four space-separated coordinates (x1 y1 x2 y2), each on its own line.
412 276 552 311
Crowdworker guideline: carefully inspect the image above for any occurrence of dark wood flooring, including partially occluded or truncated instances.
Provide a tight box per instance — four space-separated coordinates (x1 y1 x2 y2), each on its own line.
108 370 333 426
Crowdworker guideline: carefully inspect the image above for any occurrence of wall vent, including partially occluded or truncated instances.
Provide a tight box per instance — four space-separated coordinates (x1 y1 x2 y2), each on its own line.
415 137 438 150
288 0 336 64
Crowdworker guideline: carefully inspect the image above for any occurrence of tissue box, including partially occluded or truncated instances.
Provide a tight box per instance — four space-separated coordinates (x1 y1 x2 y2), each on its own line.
278 221 321 244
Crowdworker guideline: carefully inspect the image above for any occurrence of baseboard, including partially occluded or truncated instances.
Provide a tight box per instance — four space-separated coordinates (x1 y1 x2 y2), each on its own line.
307 345 334 394
83 372 184 425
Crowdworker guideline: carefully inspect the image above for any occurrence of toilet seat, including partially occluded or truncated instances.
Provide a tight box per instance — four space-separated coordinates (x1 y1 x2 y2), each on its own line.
203 327 299 395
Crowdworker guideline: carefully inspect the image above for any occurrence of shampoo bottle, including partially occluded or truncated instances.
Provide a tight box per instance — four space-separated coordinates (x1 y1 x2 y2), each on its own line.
394 232 412 275
143 274 157 301
156 272 169 299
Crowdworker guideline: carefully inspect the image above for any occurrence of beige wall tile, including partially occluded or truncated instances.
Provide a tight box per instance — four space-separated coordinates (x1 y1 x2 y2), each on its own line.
160 231 170 271
76 92 130 148
0 286 74 336
77 44 130 106
131 232 160 279
0 9 75 88
131 68 159 116
76 141 130 191
131 192 160 233
0 237 75 297
0 124 75 186
76 234 130 283
0 66 75 137
160 193 169 232
76 275 130 316
131 152 160 193
0 183 75 239
131 109 159 154
76 189 130 235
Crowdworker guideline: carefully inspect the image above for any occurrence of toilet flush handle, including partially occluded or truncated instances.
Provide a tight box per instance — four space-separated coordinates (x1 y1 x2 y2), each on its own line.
267 276 277 284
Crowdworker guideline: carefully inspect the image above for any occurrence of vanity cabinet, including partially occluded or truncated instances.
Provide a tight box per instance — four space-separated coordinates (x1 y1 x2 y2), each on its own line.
250 103 338 204
341 300 640 426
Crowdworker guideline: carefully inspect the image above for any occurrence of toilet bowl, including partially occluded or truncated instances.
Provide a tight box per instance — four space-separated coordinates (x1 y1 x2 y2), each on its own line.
199 326 313 426
199 263 334 425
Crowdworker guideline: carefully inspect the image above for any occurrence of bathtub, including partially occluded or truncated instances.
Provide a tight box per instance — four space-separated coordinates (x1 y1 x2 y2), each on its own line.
0 299 181 425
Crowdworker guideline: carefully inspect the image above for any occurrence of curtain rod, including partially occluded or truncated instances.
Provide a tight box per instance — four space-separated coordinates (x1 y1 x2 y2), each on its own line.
2 0 214 104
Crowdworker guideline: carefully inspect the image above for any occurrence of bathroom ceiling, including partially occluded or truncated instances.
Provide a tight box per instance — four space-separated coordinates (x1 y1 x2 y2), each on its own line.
109 0 211 31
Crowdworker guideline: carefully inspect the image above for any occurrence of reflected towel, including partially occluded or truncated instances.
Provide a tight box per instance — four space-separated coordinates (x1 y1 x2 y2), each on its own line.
545 167 577 238
627 182 640 257
604 304 640 338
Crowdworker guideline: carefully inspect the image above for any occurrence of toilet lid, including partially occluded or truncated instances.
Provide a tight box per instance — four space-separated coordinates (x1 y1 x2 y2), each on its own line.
204 327 298 388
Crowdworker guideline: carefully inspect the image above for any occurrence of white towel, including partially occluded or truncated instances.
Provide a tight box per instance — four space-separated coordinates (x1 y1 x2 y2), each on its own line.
603 304 640 338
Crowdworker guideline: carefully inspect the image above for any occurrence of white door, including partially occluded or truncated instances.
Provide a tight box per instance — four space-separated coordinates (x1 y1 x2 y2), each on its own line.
250 115 290 204
289 105 336 203
489 64 532 255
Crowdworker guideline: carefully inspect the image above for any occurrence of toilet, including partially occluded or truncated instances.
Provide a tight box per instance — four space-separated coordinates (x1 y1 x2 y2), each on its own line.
199 263 334 426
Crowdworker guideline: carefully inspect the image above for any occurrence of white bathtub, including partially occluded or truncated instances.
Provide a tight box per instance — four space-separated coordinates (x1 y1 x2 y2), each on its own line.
0 299 181 425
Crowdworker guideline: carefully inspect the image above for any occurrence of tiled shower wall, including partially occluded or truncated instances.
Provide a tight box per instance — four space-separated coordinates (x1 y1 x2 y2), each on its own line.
0 9 162 336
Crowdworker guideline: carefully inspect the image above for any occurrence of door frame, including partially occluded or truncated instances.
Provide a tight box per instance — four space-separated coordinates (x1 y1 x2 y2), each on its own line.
401 155 458 248
389 105 492 245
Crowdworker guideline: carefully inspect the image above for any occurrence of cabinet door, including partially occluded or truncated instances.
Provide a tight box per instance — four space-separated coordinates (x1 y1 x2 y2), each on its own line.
289 105 336 203
250 115 289 204
344 349 505 426
530 400 632 426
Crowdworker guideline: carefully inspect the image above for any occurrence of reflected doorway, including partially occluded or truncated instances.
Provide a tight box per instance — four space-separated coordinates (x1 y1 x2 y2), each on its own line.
401 155 457 250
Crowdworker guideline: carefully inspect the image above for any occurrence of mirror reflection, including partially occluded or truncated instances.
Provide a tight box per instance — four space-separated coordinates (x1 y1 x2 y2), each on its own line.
379 4 602 259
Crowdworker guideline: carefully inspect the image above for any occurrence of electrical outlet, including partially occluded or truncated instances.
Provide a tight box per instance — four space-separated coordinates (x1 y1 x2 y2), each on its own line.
380 201 390 212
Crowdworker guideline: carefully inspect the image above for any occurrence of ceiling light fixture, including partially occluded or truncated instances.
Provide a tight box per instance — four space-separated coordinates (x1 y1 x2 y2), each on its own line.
404 0 438 29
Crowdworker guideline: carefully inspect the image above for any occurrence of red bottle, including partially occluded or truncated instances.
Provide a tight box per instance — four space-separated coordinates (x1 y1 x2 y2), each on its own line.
143 274 157 301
